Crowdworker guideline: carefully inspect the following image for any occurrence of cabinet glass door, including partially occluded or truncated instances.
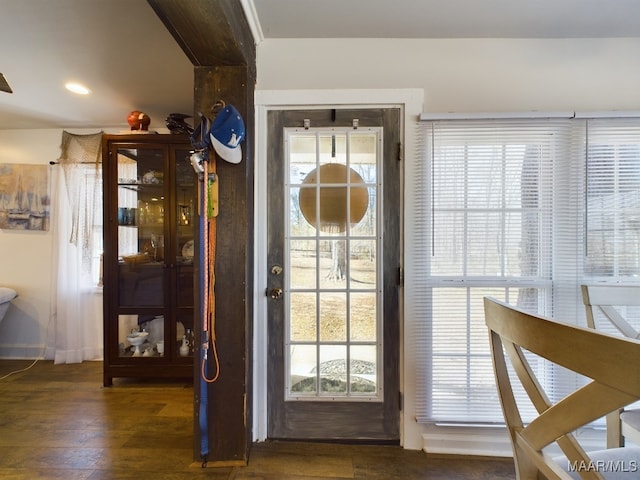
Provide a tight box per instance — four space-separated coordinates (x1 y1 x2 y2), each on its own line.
116 146 166 357
174 148 196 358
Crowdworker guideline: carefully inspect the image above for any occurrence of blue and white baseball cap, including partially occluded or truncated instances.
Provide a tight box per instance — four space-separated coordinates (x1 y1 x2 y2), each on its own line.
209 104 245 164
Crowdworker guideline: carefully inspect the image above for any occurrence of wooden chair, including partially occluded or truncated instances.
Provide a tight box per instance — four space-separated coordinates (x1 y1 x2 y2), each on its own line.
484 296 640 479
581 284 640 448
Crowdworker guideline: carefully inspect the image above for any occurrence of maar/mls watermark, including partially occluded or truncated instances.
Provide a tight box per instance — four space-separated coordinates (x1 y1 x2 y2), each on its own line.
568 459 639 474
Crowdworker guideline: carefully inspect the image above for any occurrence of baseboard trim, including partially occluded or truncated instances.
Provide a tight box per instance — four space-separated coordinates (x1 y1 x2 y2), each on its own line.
0 344 45 359
422 425 607 458
422 427 512 457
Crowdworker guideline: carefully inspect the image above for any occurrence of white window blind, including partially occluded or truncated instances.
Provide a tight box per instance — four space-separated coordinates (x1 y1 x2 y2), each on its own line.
412 116 640 425
414 117 587 424
583 119 640 352
585 119 640 279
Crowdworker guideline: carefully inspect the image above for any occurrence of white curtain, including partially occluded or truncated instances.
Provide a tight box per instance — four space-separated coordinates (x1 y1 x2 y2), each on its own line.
46 131 104 364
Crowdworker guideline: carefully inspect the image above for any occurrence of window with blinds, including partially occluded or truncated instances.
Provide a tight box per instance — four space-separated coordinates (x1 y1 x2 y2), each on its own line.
585 119 640 279
413 116 640 425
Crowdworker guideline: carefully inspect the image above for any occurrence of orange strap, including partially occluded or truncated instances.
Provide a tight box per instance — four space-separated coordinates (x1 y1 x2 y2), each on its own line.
201 158 220 383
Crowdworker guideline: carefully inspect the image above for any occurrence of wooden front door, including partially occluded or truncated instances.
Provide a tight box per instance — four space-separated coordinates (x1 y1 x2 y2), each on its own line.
266 108 401 441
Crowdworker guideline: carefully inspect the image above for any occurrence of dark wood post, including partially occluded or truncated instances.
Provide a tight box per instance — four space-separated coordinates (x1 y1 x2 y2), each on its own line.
193 65 255 466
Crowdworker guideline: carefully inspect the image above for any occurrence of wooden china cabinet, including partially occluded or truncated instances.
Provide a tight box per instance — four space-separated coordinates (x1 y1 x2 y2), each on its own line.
102 134 196 386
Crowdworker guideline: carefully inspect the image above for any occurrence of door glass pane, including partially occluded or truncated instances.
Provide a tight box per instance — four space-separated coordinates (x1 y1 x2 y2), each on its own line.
175 310 193 358
117 148 165 307
319 345 347 394
290 344 317 395
286 128 382 401
350 292 376 341
290 187 315 236
351 133 377 237
351 239 376 285
289 135 316 184
350 345 377 394
319 134 346 168
351 186 376 236
319 292 346 342
174 148 195 358
290 292 317 342
175 148 196 270
118 314 157 358
351 134 378 182
290 239 317 289
319 238 346 289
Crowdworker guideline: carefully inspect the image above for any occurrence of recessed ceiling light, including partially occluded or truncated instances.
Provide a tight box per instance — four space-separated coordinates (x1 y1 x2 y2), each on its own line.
65 82 90 95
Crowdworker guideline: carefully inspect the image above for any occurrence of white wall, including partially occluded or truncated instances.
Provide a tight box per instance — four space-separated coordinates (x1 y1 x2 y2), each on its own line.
0 127 168 358
0 130 63 358
257 37 640 113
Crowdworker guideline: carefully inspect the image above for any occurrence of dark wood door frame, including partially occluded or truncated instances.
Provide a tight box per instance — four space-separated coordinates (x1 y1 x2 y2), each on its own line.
265 107 401 441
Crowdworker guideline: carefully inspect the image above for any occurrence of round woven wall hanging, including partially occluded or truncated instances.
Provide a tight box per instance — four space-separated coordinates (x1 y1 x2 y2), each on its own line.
298 163 369 233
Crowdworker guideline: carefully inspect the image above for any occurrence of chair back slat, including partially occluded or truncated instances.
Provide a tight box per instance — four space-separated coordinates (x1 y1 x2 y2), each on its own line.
581 284 640 338
581 284 640 449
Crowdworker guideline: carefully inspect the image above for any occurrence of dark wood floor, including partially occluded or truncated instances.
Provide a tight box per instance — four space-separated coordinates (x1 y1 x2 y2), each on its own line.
0 360 515 479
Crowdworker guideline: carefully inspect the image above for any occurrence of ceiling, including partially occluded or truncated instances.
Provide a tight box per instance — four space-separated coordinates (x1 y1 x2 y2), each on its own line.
0 0 194 131
251 0 640 40
1 0 640 131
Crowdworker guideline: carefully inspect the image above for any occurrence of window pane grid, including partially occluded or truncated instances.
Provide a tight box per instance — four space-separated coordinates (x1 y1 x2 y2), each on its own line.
285 128 382 401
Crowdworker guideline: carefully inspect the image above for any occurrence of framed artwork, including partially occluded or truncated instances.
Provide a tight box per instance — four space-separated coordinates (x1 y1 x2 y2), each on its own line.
0 163 50 231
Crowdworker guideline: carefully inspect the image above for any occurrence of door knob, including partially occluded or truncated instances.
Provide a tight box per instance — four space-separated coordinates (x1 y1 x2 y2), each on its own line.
269 287 283 299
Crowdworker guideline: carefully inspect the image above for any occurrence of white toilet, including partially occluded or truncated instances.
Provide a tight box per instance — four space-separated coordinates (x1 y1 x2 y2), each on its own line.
0 287 17 324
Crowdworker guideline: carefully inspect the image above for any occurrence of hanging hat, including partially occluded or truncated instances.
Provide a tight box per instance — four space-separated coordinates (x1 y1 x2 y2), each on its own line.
209 104 245 164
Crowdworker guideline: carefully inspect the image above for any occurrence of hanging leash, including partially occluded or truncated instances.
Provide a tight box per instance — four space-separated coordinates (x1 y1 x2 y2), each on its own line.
201 157 220 385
